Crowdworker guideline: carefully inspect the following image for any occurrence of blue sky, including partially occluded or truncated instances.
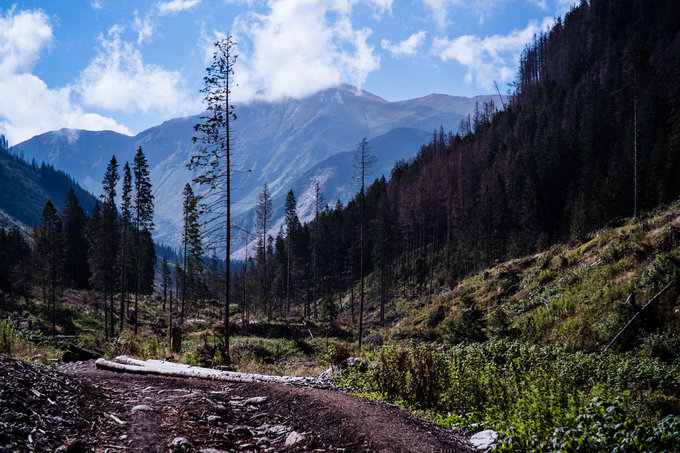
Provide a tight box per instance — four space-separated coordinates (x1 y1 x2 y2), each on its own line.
0 0 577 144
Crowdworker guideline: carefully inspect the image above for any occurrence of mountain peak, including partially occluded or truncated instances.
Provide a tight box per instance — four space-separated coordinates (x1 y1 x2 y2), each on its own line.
13 86 490 248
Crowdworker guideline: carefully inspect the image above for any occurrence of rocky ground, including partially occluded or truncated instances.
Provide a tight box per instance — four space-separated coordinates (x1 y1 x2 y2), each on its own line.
1 356 475 452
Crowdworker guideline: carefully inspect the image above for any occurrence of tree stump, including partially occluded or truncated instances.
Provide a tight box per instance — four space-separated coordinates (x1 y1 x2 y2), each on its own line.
171 326 182 353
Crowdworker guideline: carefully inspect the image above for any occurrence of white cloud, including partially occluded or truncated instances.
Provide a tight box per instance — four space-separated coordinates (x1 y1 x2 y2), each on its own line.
0 8 130 144
420 0 459 30
90 1 103 11
77 26 200 116
529 0 548 10
231 0 381 102
433 17 552 89
156 0 202 15
0 7 53 74
381 30 427 57
555 0 578 16
366 0 393 15
0 74 131 143
421 0 549 29
133 11 156 44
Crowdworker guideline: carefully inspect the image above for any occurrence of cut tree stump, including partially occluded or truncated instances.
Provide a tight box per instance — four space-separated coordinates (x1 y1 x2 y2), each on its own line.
95 356 331 388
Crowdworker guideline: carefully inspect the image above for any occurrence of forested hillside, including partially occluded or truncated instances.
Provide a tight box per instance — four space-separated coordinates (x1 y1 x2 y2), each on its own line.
0 135 96 228
386 0 680 272
237 0 680 321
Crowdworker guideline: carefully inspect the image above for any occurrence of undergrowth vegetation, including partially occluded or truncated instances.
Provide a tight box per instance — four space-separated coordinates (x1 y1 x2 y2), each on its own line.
333 203 680 451
337 340 680 451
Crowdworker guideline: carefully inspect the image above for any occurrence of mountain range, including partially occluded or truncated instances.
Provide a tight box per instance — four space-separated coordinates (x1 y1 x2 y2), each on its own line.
11 84 493 257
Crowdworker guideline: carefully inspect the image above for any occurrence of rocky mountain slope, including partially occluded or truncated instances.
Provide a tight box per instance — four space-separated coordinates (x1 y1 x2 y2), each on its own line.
12 85 493 253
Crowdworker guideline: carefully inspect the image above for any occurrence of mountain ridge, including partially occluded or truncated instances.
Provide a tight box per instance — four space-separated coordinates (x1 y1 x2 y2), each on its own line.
12 85 493 250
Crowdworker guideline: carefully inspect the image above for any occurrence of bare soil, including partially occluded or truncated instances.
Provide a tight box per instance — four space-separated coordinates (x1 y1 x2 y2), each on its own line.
1 356 474 452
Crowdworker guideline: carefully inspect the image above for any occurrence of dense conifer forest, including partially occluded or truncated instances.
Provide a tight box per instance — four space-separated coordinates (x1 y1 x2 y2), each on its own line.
233 0 680 324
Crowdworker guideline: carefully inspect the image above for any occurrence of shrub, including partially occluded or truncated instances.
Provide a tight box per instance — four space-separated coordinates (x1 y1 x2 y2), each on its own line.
331 343 351 367
375 344 410 399
181 351 202 366
638 331 680 364
336 340 680 451
0 319 17 355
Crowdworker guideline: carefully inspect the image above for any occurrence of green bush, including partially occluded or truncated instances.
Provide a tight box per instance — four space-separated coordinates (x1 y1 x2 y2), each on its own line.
638 332 680 364
181 351 202 366
0 319 17 355
337 340 680 451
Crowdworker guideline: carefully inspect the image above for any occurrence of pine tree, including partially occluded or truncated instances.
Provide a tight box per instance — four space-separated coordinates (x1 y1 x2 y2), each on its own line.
256 183 272 318
312 180 325 319
102 156 120 338
0 228 32 299
132 147 154 334
60 188 89 289
372 194 393 325
190 35 237 360
119 162 132 330
36 200 64 336
181 183 202 324
284 190 301 315
88 201 106 336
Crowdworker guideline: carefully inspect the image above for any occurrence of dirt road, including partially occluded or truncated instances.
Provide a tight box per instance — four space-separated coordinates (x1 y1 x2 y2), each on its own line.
1 357 474 452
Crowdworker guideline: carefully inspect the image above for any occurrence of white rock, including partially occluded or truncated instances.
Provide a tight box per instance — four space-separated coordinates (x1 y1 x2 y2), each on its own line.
243 396 268 405
284 431 305 447
319 366 337 381
131 404 154 413
168 437 192 451
470 429 498 451
256 424 288 435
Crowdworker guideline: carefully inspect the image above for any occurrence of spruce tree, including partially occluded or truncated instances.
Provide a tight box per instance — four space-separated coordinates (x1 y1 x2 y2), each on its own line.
60 188 89 289
181 183 202 324
256 183 272 317
284 190 301 315
119 162 132 330
102 156 120 338
36 200 63 336
88 201 106 336
132 147 154 334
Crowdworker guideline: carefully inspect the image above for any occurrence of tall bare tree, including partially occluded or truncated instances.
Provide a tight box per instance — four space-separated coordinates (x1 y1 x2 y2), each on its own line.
354 137 375 351
312 179 325 319
190 35 237 361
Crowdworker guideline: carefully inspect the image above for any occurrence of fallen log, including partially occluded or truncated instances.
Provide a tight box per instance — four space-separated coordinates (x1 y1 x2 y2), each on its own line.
95 355 331 388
